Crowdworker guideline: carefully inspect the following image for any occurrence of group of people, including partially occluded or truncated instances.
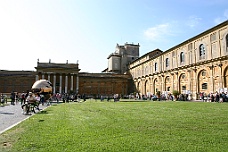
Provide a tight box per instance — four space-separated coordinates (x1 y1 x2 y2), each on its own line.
21 91 47 114
199 92 228 102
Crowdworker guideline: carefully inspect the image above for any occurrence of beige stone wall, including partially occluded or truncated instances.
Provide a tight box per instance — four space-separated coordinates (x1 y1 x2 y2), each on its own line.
129 21 228 100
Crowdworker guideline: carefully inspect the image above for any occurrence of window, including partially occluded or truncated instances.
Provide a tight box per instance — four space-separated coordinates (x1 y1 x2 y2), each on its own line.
188 43 193 51
165 58 169 67
180 52 184 64
202 83 207 89
226 34 228 52
202 70 206 76
199 44 206 59
210 33 216 42
167 87 170 91
155 62 158 72
182 86 186 91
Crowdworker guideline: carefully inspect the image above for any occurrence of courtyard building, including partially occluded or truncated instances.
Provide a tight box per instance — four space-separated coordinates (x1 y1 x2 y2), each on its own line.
129 20 228 100
0 20 227 100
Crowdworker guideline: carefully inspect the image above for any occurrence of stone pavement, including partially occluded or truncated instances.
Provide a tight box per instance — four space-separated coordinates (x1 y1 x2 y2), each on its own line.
0 102 48 134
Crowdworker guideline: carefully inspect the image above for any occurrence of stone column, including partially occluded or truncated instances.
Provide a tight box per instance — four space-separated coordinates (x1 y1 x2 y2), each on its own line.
76 74 79 94
71 75 74 91
65 75 68 93
161 74 164 92
48 74 50 81
35 75 39 81
175 72 179 91
171 73 174 91
218 64 223 89
192 68 198 100
208 65 214 93
59 74 62 94
42 74 44 79
187 70 192 92
53 74 56 94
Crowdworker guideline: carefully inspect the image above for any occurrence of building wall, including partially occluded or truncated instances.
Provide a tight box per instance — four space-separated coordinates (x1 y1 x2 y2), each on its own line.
78 73 133 97
0 70 36 94
108 56 121 72
129 20 228 99
0 63 133 97
107 43 140 73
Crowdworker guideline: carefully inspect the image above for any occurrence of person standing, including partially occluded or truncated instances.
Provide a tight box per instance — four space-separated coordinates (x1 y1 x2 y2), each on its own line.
211 93 215 102
215 92 219 102
21 91 26 105
10 91 15 105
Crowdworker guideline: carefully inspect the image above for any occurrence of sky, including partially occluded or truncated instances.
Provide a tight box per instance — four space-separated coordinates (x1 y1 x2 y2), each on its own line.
0 0 228 73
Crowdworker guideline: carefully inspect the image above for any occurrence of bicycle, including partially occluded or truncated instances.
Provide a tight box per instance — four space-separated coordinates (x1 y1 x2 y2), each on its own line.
22 101 38 114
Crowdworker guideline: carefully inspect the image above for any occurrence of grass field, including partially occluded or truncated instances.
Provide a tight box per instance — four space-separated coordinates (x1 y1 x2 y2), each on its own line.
0 100 228 152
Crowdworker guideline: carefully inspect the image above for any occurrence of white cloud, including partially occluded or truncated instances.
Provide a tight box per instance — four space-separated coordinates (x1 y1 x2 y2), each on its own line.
214 9 228 24
186 16 202 28
144 23 172 41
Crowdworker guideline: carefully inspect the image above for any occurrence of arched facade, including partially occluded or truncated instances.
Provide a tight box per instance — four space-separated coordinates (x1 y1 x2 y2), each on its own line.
129 20 228 100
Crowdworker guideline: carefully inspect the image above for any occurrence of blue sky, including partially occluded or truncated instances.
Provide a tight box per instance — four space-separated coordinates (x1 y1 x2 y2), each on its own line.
0 0 227 72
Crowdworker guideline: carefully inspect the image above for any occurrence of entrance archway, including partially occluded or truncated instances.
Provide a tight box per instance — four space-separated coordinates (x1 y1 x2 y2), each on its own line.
198 70 209 94
137 81 141 93
179 73 188 94
153 78 159 94
144 80 148 95
165 76 171 92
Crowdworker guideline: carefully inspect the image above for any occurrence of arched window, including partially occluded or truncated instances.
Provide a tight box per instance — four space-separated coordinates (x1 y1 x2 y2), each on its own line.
199 44 206 59
180 52 184 63
165 58 169 67
155 62 158 72
202 70 206 76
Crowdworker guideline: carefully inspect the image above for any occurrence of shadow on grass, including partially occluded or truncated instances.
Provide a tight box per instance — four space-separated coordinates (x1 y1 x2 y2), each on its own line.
37 110 49 114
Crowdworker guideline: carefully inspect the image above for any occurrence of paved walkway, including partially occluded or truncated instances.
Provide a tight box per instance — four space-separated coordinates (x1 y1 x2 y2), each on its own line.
0 103 48 134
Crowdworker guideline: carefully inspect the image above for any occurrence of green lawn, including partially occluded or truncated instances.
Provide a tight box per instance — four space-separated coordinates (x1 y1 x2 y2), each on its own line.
0 100 228 152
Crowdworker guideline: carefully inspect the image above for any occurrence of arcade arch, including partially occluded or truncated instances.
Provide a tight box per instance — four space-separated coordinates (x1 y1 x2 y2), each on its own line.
144 80 150 95
179 73 188 94
153 78 159 94
198 70 209 94
165 76 172 92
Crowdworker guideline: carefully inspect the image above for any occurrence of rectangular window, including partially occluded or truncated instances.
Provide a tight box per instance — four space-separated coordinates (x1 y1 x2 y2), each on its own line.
210 33 216 42
188 43 193 51
202 83 207 89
